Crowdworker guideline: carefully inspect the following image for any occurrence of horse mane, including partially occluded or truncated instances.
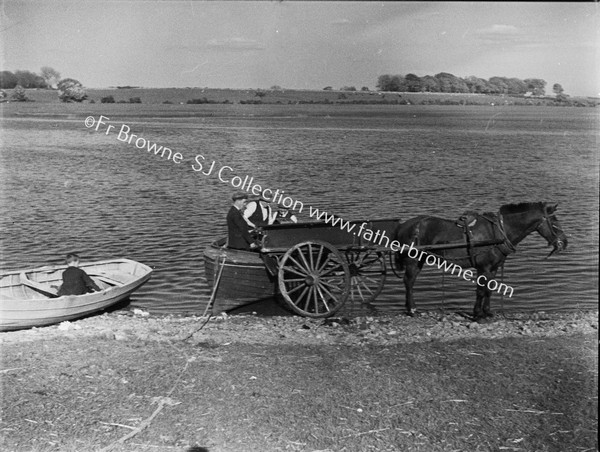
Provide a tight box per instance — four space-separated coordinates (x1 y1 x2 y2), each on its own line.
498 202 545 216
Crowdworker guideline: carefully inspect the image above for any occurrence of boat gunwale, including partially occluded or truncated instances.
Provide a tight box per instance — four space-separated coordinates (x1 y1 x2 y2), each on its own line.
0 259 153 331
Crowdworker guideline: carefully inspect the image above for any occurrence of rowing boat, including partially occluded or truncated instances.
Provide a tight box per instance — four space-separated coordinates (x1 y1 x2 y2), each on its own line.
0 258 152 331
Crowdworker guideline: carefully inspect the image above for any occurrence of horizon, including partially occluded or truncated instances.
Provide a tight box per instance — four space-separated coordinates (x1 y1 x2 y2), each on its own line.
1 1 599 97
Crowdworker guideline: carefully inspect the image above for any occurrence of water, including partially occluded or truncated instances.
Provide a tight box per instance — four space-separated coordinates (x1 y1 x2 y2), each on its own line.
1 105 597 315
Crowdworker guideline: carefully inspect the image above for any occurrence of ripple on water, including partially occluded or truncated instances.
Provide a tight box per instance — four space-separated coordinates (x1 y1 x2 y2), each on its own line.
1 107 597 314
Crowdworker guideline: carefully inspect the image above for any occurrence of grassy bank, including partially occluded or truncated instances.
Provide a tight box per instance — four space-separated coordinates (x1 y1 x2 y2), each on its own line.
1 312 597 452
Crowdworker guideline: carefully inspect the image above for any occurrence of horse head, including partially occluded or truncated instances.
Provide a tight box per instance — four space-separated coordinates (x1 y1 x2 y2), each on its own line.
536 203 568 258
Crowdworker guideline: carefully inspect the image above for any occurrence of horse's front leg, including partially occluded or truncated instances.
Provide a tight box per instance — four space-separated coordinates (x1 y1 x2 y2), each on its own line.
403 259 423 316
474 268 496 320
482 268 498 318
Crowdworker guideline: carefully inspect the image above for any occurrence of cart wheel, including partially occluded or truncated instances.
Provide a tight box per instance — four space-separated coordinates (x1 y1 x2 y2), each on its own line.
345 249 386 307
278 240 350 318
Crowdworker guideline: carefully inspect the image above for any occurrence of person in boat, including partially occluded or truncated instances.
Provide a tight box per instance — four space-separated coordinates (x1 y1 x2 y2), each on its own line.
227 191 258 251
57 253 101 296
273 204 298 224
243 195 275 228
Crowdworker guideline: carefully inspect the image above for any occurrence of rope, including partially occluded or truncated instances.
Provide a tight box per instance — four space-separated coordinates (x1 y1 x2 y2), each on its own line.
202 253 227 317
183 253 227 341
441 268 446 314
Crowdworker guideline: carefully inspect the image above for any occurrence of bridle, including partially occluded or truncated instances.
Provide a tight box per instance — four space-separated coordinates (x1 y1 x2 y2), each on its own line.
486 208 565 257
536 212 565 249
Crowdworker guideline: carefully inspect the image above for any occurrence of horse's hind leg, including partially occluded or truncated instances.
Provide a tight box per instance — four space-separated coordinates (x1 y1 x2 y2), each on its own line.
403 259 422 316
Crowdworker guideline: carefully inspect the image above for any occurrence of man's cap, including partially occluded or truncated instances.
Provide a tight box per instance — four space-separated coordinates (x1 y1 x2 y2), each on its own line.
232 191 249 201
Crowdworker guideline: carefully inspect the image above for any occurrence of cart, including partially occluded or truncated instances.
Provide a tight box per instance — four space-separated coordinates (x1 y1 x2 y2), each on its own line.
251 218 401 318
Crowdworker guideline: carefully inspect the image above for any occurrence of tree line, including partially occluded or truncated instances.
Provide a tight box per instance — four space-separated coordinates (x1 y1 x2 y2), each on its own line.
0 67 87 102
0 67 62 89
376 72 565 97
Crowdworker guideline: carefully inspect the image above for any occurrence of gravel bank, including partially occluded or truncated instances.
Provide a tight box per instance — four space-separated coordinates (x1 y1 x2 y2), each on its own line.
1 309 597 347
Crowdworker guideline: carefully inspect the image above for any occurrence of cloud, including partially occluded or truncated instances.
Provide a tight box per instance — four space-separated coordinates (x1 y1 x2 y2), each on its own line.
205 37 265 51
474 24 528 45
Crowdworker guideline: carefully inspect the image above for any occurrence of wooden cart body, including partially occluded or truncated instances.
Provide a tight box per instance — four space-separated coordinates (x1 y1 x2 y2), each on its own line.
204 219 401 318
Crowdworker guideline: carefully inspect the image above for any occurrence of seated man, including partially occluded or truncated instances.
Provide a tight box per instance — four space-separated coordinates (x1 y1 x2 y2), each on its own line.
243 195 274 228
274 204 298 224
227 191 258 250
57 253 102 296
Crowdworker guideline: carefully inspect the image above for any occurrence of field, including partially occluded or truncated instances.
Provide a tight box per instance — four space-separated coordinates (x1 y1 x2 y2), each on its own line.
3 87 598 108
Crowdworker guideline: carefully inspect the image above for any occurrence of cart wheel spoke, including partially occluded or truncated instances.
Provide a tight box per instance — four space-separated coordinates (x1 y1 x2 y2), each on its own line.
278 240 350 318
316 283 339 312
307 286 318 314
345 249 386 306
296 246 313 273
287 256 310 274
286 282 309 295
318 261 347 279
319 277 346 293
298 285 311 310
282 265 309 278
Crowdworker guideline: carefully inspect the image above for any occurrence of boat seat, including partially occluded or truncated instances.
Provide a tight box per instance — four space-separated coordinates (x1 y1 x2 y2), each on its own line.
19 272 59 297
88 273 125 287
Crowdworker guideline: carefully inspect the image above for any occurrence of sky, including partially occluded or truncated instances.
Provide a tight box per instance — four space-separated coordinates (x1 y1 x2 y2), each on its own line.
1 1 599 96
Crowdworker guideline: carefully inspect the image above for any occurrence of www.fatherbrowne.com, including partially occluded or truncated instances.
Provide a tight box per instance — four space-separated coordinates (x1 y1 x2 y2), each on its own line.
307 206 514 298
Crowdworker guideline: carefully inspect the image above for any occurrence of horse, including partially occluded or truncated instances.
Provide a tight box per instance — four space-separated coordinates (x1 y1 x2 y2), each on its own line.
393 202 568 320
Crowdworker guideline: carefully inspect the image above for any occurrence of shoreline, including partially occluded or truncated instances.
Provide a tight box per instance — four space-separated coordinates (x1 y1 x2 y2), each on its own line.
2 309 597 452
2 309 597 346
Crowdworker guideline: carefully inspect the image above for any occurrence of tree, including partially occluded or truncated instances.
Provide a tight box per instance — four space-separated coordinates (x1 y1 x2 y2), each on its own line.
404 74 421 92
360 86 370 91
420 75 440 92
11 85 29 102
14 70 46 88
376 74 405 91
57 78 87 102
376 75 391 91
506 78 528 95
465 76 494 94
40 67 61 89
435 72 468 93
488 77 509 94
552 83 564 95
552 83 568 101
0 71 18 89
524 78 546 96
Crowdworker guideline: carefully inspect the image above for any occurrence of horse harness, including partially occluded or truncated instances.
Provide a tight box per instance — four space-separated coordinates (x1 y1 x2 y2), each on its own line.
455 211 516 266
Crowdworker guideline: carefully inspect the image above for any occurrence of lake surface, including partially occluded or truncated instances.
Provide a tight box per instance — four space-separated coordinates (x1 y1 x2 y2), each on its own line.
1 105 598 315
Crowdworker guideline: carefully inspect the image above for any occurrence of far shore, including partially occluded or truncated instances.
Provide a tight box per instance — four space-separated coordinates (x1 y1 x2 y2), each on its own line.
1 86 598 109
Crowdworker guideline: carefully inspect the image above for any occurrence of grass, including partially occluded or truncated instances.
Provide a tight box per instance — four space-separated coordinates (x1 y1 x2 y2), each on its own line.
1 332 597 452
3 87 598 107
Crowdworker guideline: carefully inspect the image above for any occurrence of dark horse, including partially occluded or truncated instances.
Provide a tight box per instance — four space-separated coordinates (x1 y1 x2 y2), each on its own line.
393 202 568 320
